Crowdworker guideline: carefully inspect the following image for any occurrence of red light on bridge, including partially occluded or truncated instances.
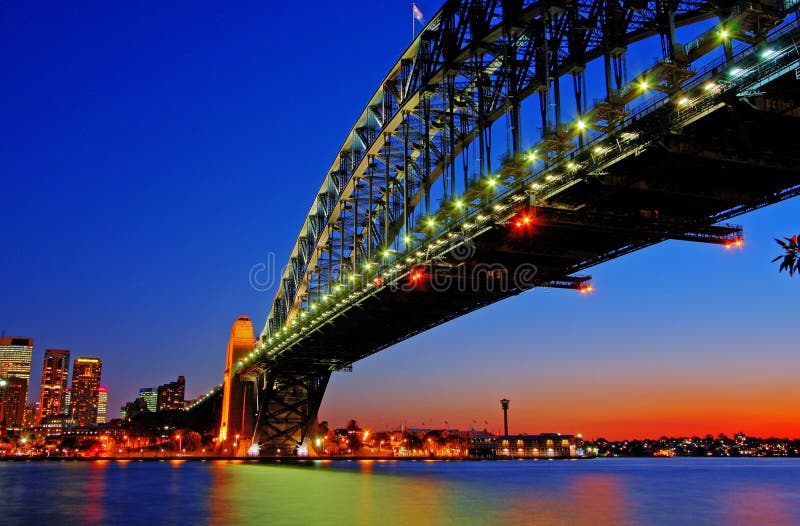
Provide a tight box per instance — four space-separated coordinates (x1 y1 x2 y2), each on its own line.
724 237 744 250
512 211 534 232
579 285 594 295
406 266 428 289
375 276 383 287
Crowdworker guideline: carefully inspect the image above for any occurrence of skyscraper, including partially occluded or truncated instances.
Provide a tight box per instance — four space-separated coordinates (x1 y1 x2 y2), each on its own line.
0 376 28 431
156 376 185 411
38 349 70 424
0 337 33 382
139 387 157 413
70 358 102 426
0 337 33 417
96 386 108 424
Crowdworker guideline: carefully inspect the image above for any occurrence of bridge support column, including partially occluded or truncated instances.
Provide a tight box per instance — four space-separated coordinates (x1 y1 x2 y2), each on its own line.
251 370 331 456
218 316 255 455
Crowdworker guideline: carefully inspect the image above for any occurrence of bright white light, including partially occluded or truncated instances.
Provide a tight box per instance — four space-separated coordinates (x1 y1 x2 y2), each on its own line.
761 48 775 58
729 68 744 77
247 444 260 456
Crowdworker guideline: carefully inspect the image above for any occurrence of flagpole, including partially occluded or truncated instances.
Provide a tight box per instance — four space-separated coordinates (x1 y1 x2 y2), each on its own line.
412 3 415 40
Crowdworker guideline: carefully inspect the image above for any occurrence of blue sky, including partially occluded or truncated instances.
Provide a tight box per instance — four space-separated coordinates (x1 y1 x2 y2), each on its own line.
2 1 797 437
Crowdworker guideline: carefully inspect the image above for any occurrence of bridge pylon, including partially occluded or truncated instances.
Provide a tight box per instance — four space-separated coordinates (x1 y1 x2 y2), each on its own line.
218 316 255 455
248 370 331 456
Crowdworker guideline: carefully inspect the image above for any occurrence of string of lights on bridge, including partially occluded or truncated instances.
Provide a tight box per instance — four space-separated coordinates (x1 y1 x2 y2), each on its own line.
220 15 798 380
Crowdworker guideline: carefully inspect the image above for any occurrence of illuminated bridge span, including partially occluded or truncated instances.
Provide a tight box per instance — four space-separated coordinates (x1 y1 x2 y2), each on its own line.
207 0 800 455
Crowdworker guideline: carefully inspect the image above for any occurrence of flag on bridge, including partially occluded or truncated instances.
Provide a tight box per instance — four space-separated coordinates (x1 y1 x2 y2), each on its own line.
413 3 424 23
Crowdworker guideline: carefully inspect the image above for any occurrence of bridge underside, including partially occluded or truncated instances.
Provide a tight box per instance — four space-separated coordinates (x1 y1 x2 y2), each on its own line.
242 77 799 454
274 80 800 372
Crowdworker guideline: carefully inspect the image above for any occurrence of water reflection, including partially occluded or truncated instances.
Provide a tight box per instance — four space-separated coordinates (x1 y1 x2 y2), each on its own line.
1 458 799 525
81 461 107 524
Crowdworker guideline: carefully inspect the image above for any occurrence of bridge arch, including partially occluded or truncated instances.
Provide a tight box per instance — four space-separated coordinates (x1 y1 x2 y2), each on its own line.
218 0 800 455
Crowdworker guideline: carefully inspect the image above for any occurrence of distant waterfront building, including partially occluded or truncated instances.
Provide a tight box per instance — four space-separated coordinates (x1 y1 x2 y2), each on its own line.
38 349 70 424
495 434 579 458
139 387 157 413
122 397 149 420
156 376 185 411
0 376 28 431
0 336 33 384
96 386 108 424
119 406 126 420
70 358 103 426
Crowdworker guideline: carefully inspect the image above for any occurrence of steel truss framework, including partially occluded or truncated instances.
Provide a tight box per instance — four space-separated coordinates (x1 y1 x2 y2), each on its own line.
228 0 800 453
250 372 330 454
262 0 793 338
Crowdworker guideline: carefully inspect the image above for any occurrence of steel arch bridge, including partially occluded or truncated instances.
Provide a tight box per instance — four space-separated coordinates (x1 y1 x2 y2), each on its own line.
205 0 800 456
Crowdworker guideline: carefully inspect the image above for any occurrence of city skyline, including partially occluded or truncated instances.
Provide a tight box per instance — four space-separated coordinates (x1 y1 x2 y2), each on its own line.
2 1 799 441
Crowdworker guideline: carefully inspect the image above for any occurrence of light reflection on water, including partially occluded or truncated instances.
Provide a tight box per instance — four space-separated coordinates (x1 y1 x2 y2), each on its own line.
1 458 799 525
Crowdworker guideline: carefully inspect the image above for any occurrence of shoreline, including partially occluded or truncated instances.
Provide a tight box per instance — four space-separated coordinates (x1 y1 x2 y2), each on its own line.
0 455 588 463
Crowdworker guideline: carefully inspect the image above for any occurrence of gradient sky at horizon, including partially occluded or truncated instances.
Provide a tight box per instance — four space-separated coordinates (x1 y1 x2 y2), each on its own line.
2 1 798 440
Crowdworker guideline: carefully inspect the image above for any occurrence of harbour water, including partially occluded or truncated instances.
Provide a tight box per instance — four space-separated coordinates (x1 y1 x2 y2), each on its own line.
2 457 799 525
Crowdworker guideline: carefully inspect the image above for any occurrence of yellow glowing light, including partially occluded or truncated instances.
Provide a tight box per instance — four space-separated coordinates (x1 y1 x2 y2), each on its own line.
719 28 730 39
575 119 587 131
426 217 437 228
638 79 649 91
527 151 537 162
486 177 498 188
677 97 690 106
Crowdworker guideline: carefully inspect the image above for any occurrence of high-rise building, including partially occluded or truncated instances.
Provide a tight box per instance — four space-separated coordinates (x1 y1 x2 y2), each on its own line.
0 376 28 431
0 337 33 382
38 349 70 424
139 387 157 413
96 386 108 424
70 358 102 426
156 376 185 411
